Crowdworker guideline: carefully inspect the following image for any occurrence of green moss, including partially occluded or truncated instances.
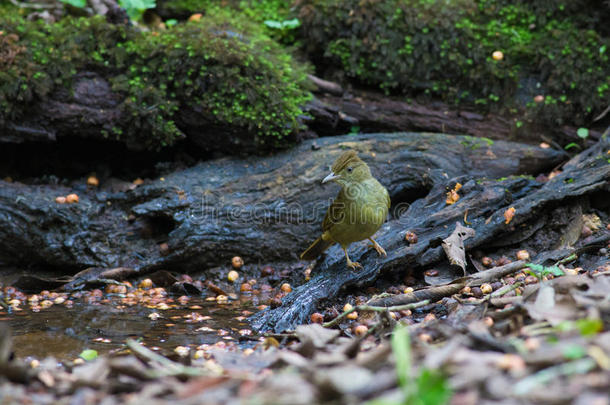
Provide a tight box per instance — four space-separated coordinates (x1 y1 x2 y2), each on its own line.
296 0 609 128
156 0 291 22
460 135 494 149
156 0 299 44
0 8 311 151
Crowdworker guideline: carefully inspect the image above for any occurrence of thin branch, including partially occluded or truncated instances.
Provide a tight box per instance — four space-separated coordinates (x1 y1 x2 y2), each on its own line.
323 300 430 328
126 339 214 378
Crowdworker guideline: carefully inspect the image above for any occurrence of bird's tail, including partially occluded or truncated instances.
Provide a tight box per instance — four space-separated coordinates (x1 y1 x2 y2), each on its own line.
300 236 333 260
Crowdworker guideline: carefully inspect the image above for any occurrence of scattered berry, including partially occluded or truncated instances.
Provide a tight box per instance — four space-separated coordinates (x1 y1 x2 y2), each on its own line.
227 270 239 283
404 231 418 244
354 324 368 336
65 193 79 203
310 312 324 324
87 176 99 187
516 250 530 261
231 256 244 269
492 50 504 61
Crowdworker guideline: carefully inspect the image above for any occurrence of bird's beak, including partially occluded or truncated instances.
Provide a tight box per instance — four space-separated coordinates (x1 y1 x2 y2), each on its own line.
322 171 340 184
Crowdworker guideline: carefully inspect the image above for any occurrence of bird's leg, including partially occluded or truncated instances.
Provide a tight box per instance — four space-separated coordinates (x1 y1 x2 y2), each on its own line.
342 247 362 270
367 238 387 257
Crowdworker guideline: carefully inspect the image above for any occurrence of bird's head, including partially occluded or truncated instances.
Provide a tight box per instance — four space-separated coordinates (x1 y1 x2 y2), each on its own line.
323 150 371 187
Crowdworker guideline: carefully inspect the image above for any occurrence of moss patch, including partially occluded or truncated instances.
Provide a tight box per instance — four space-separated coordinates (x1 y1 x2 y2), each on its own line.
0 7 311 151
296 0 609 128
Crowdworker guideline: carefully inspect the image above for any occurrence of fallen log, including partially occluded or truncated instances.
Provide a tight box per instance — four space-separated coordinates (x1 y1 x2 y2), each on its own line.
305 90 604 147
250 136 609 332
0 133 562 273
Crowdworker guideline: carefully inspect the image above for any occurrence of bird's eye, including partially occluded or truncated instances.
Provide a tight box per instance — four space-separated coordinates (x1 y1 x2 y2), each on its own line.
347 167 353 173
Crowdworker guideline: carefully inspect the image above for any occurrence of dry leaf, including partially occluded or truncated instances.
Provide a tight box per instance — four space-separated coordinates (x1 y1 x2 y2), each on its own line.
442 222 476 272
296 324 340 349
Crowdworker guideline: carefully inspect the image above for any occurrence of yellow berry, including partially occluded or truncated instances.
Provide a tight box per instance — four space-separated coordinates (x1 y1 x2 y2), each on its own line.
227 270 239 283
480 283 493 294
516 250 530 261
492 50 504 61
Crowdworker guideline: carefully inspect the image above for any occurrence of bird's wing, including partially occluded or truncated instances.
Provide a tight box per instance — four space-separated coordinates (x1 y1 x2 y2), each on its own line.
322 189 347 232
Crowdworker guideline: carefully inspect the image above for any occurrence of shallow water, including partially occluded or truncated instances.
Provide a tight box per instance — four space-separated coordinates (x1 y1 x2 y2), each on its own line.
1 296 257 360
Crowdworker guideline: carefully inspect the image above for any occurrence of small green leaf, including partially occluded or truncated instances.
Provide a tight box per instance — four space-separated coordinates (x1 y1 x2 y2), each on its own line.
60 0 87 7
562 344 586 359
165 19 178 27
574 319 603 336
416 369 452 405
525 263 564 277
282 18 301 29
556 319 603 336
79 349 98 361
392 324 412 393
564 142 580 150
576 128 589 139
264 20 283 29
525 263 544 273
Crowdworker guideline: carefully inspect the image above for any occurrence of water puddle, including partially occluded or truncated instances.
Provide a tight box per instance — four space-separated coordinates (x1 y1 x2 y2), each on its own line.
2 293 260 361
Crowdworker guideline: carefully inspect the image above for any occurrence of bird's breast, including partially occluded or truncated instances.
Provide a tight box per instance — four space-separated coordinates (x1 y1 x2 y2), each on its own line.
329 179 389 245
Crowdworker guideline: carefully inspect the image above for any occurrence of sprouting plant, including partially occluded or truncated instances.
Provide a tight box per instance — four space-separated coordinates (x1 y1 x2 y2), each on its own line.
59 0 86 7
524 263 564 281
58 0 155 21
367 324 452 405
576 127 589 139
118 0 156 21
264 18 300 43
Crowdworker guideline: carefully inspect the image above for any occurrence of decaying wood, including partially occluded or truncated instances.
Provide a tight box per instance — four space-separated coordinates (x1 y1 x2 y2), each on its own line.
0 133 563 274
305 90 604 146
251 137 609 332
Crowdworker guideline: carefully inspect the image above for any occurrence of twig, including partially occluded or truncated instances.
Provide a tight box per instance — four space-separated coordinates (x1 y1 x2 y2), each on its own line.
367 284 464 307
126 339 214 378
323 300 430 328
307 74 344 95
593 105 610 122
556 254 577 265
491 281 523 298
467 260 526 286
513 358 597 395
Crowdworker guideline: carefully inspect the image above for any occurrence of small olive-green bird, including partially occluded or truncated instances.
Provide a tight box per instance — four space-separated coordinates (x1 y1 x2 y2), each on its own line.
301 150 390 269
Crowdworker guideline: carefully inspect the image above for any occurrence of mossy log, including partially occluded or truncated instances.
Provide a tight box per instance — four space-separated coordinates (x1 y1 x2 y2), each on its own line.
0 133 563 274
250 135 610 332
0 13 310 153
296 0 610 130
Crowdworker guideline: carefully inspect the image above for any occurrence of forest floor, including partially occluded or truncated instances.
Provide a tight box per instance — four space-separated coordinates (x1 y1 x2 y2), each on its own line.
1 238 609 404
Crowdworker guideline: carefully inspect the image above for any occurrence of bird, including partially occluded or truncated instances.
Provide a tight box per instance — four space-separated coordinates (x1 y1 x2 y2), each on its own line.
300 150 390 270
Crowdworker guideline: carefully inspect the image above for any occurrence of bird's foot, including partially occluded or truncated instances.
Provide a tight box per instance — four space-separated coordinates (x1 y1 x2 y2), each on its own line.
368 240 387 257
346 260 363 271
